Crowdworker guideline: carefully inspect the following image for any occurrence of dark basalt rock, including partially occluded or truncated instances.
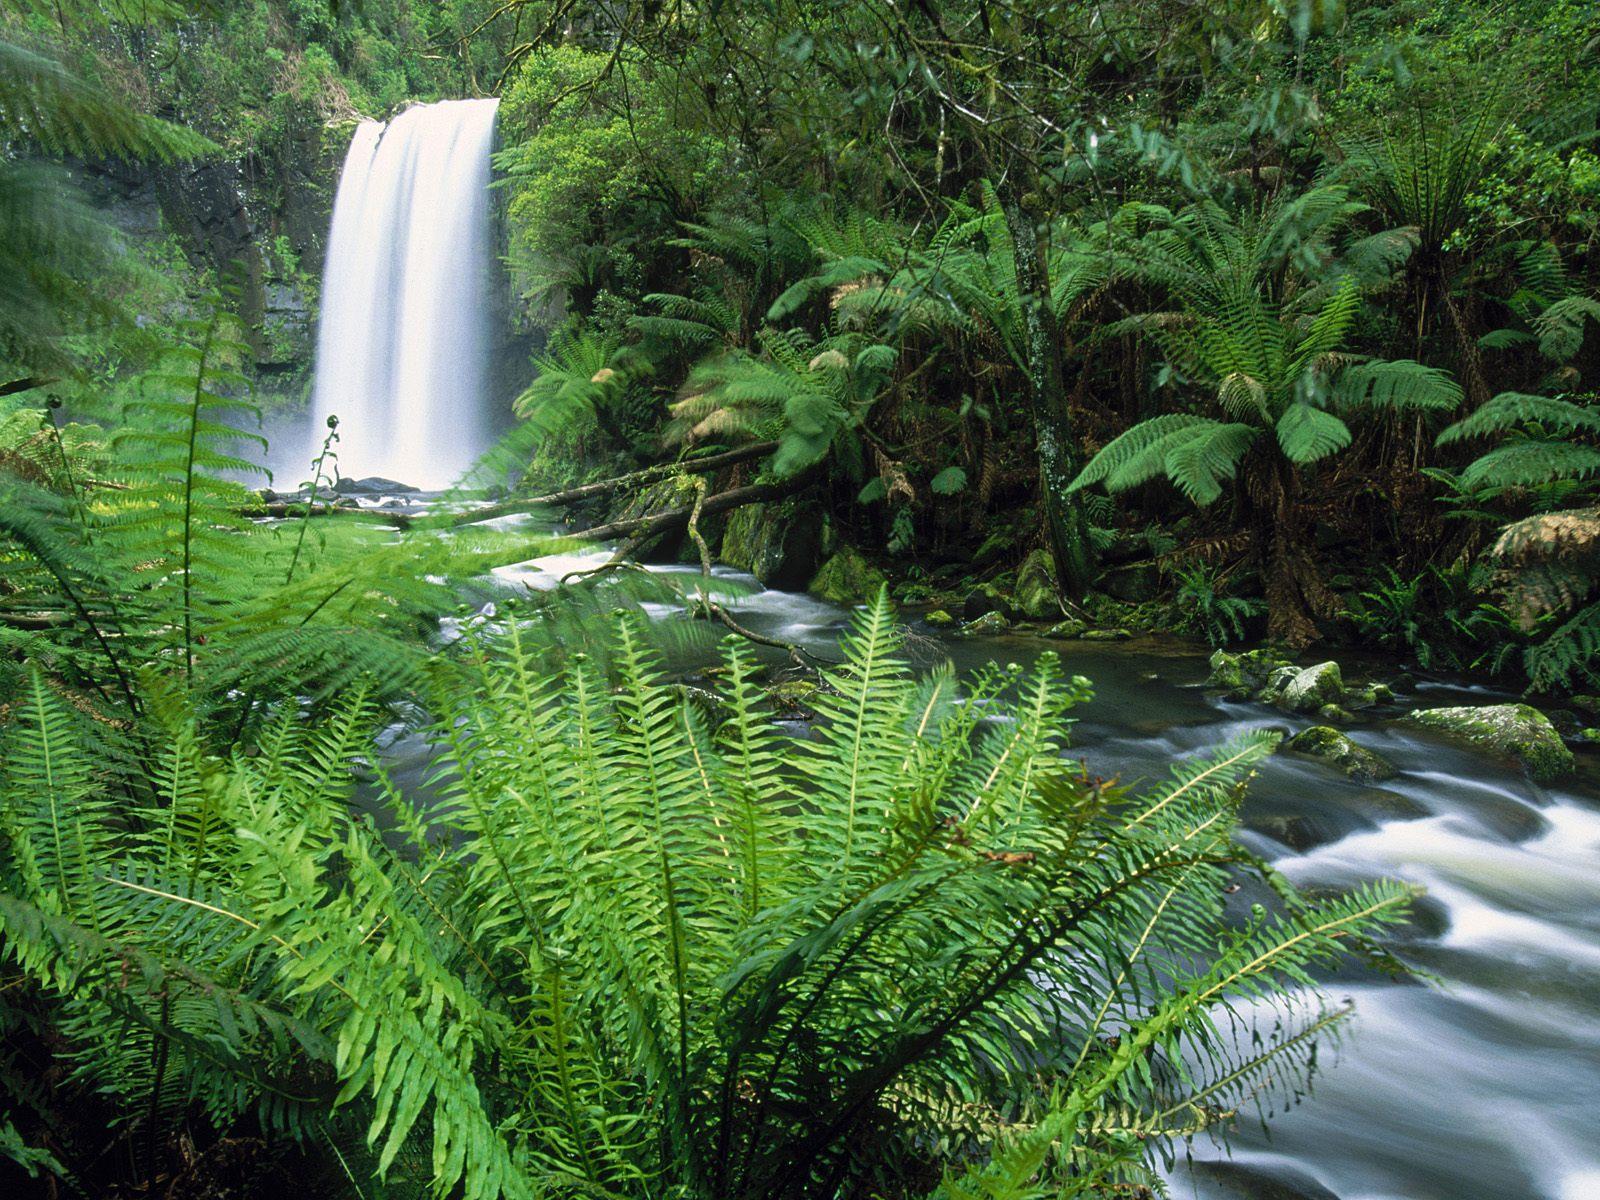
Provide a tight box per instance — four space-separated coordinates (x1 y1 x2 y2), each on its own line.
334 476 421 495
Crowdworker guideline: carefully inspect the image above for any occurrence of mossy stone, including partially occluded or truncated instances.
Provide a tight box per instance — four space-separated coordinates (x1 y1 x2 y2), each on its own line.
1081 628 1132 641
1283 725 1396 783
807 546 887 606
1280 661 1345 713
1207 649 1247 691
958 611 1010 637
722 499 823 589
963 583 1015 622
1405 703 1575 783
1043 619 1088 639
1010 549 1060 620
924 609 957 628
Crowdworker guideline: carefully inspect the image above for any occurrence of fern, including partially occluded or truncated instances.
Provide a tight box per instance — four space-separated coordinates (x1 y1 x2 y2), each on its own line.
0 592 1408 1199
1072 188 1463 641
0 36 214 381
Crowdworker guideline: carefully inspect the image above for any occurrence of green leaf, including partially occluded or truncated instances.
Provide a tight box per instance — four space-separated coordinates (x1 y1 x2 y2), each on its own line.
1276 404 1352 464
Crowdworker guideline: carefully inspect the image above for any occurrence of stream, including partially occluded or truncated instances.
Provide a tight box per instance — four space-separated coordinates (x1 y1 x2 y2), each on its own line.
376 521 1600 1200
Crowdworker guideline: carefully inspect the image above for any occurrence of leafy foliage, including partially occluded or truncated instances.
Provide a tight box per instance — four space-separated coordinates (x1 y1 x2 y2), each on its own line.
1170 563 1266 645
0 593 1410 1199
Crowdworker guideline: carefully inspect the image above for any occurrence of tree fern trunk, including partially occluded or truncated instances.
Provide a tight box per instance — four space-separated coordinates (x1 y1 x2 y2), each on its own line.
1001 194 1095 599
1258 456 1340 648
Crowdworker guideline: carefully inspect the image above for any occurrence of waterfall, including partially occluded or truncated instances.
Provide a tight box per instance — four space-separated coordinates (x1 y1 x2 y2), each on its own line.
309 99 499 489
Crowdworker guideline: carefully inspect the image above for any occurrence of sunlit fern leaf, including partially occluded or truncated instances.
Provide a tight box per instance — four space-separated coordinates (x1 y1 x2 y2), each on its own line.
512 328 623 433
1438 391 1600 445
1460 441 1600 490
0 592 1409 1199
0 39 215 163
1069 414 1213 494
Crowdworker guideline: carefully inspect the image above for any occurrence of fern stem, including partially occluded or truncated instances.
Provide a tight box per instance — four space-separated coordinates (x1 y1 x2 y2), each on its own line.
180 319 217 688
286 417 339 585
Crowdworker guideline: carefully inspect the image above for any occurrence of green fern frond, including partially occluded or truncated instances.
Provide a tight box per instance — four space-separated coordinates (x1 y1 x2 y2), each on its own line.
1334 359 1463 412
1534 295 1600 362
1438 392 1600 445
1460 440 1600 489
1276 403 1352 465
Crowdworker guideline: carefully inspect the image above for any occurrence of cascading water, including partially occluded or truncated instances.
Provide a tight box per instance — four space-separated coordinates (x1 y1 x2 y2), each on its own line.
309 98 499 489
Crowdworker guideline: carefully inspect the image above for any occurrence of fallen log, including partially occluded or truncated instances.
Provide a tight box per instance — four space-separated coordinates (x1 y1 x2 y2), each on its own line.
562 471 809 544
447 440 778 527
238 502 415 528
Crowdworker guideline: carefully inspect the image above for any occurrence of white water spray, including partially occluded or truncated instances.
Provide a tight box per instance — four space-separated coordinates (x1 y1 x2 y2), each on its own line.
309 99 499 489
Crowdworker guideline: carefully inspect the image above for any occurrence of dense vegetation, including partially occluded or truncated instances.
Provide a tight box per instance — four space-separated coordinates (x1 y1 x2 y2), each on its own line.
3 0 1597 1196
493 0 1600 682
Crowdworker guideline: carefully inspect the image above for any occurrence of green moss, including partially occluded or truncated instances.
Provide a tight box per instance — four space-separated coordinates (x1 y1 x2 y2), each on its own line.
807 546 887 606
924 609 957 628
1406 704 1575 783
1283 726 1397 783
765 679 819 717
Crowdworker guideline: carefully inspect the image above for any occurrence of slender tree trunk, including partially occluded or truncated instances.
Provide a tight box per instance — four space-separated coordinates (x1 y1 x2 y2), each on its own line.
1256 457 1341 648
1001 195 1095 599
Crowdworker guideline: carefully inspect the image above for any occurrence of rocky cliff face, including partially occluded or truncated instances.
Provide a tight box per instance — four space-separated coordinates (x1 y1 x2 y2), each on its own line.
79 117 351 385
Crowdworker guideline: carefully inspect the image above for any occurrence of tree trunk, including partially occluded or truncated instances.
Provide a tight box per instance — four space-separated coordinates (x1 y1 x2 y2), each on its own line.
563 472 812 544
1002 195 1095 599
1256 457 1341 648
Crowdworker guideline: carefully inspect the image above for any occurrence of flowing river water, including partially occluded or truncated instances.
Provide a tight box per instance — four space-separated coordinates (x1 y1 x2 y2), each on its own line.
444 540 1600 1200
303 100 1598 1199
302 107 1591 1187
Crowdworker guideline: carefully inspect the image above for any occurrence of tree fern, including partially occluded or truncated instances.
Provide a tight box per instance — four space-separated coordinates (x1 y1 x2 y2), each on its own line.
1073 188 1463 642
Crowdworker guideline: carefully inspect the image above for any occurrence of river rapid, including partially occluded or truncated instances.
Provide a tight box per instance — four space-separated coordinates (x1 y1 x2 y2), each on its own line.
389 532 1600 1200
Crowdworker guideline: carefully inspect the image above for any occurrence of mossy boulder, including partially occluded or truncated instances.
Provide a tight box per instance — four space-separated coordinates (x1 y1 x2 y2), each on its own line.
1405 704 1574 782
1043 619 1088 639
1081 628 1132 641
1206 649 1248 693
1205 648 1296 699
924 609 957 628
1283 726 1397 783
721 499 823 589
807 546 887 606
1010 549 1060 620
958 611 1010 637
963 583 1015 622
1279 661 1345 713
